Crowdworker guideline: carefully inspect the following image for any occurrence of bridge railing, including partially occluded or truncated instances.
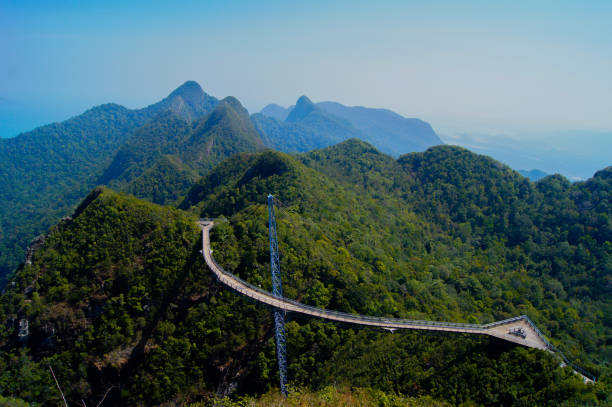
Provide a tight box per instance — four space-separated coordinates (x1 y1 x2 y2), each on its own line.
205 249 486 330
202 222 597 383
545 341 597 382
522 315 555 351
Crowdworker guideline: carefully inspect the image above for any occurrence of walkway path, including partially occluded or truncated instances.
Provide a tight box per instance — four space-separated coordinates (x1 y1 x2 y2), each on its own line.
198 220 595 382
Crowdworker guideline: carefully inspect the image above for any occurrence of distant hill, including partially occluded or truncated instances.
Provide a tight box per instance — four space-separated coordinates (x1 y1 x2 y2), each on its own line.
519 169 548 181
253 96 365 153
441 132 612 181
259 103 291 121
317 101 442 154
258 98 443 155
0 81 218 283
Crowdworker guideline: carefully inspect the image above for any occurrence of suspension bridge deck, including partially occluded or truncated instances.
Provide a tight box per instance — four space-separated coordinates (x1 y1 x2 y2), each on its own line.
198 220 595 382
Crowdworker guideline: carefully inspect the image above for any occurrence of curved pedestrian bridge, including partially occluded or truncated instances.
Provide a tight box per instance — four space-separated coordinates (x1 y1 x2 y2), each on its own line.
198 220 595 382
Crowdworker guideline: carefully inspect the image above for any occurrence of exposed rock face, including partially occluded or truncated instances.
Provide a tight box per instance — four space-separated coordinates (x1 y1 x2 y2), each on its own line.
25 234 46 265
18 318 29 343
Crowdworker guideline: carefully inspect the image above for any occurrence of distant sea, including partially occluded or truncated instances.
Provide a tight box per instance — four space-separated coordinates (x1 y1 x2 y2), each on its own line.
0 100 70 138
441 131 612 181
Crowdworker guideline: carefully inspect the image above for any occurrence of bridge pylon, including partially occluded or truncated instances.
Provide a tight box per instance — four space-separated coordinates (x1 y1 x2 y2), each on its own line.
268 194 288 397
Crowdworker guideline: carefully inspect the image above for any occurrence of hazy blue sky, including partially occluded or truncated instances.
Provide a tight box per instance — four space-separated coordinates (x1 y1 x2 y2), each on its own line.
1 0 611 139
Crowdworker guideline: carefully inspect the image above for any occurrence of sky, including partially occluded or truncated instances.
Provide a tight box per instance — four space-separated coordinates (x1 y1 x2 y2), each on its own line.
1 1 611 148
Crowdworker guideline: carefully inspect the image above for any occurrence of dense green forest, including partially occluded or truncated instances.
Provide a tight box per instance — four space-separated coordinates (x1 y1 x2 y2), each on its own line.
300 141 611 363
101 96 264 206
0 81 219 284
0 82 444 288
0 103 150 284
1 141 609 406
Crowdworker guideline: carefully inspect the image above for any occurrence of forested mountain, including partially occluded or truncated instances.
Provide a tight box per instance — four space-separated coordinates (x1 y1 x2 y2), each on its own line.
97 111 193 186
0 83 444 286
258 98 443 155
100 96 264 205
302 140 611 359
253 96 365 153
317 101 442 153
146 80 219 121
0 104 149 284
0 81 219 284
260 103 292 121
1 141 609 406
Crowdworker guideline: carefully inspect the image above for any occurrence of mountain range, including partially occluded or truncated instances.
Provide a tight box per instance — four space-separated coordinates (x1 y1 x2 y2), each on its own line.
0 82 442 283
518 169 548 181
0 81 610 406
0 81 218 282
256 96 442 155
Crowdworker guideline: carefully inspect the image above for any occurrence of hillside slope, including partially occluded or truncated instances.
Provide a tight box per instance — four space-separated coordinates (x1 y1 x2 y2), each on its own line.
0 82 218 282
0 142 609 406
101 97 264 205
302 141 611 361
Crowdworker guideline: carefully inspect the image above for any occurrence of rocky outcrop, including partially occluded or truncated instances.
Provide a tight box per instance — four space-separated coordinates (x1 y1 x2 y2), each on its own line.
25 234 46 266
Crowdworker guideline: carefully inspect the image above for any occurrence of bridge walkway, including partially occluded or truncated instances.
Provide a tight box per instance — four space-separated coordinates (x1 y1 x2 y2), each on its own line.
197 220 595 382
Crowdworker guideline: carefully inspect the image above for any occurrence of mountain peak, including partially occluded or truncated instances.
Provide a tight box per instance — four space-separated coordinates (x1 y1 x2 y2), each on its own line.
286 95 317 123
189 95 263 153
218 96 249 117
146 81 218 122
168 80 205 100
260 104 290 121
296 95 314 105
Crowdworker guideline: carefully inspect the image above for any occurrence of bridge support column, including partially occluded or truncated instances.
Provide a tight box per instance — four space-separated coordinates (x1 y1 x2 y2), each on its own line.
268 194 288 397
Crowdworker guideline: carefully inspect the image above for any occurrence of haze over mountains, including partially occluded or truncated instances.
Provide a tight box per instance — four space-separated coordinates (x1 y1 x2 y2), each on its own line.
258 96 442 155
442 131 612 181
518 169 548 181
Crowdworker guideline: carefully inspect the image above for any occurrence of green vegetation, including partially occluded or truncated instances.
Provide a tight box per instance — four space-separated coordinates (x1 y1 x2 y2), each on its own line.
0 103 150 284
316 101 443 154
201 385 452 407
0 395 30 407
1 83 442 287
0 140 610 406
125 154 198 206
252 96 365 153
0 81 218 284
256 96 443 156
105 96 265 206
185 145 609 404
